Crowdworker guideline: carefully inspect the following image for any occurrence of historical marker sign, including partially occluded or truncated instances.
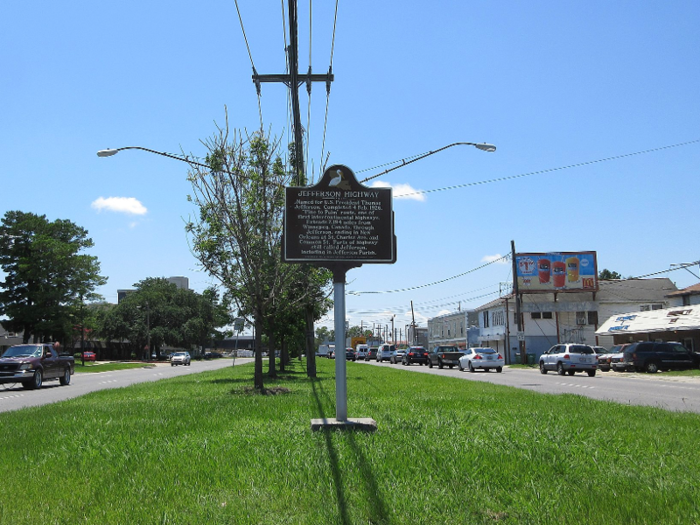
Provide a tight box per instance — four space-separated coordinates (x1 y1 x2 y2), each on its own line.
283 164 396 264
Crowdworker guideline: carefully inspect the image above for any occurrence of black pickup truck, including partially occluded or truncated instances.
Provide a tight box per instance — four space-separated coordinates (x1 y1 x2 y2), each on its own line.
427 345 464 369
0 344 74 389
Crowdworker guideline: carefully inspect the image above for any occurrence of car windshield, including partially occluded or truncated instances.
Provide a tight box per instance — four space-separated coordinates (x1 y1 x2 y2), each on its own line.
2 345 42 358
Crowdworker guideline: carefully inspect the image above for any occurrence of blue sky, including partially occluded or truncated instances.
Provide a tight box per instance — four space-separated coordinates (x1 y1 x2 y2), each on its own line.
2 1 699 336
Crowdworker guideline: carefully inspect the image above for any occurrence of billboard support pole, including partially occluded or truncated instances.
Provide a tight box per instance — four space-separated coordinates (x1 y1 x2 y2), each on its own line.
333 267 348 421
511 240 525 364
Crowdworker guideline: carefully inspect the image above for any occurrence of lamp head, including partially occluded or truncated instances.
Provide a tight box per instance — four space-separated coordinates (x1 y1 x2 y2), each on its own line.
97 149 119 157
474 143 497 153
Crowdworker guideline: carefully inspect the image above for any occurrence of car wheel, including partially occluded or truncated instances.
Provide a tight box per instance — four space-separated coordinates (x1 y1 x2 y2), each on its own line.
23 369 43 390
567 370 575 376
587 370 596 377
458 362 464 371
539 362 547 374
496 367 502 373
468 362 475 373
438 360 443 369
59 367 71 386
557 363 565 376
645 361 659 374
171 363 174 367
428 360 433 368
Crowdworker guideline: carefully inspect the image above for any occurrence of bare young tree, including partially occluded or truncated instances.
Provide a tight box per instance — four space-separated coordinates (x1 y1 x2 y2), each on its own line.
186 116 301 391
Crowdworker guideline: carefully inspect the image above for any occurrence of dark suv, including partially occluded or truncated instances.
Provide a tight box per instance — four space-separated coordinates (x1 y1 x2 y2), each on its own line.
402 346 428 365
615 341 697 373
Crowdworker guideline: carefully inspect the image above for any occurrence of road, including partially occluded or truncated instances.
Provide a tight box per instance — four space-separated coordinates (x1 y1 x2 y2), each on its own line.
357 359 700 414
4 357 700 415
0 358 252 414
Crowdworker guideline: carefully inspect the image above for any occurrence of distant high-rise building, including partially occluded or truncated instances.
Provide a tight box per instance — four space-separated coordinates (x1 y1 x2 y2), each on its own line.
117 276 190 303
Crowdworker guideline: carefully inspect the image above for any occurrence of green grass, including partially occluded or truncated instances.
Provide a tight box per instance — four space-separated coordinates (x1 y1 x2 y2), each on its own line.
73 362 157 373
1 359 699 524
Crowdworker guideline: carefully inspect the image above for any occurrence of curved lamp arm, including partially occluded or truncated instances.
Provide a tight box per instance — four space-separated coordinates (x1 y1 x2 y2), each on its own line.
97 146 212 170
359 142 496 183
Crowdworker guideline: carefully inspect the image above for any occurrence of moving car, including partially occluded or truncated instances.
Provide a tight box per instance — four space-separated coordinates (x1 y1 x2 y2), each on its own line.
366 347 378 361
539 343 597 376
390 348 406 364
402 346 428 365
427 346 463 369
458 347 504 373
345 348 356 361
355 344 369 360
82 351 96 362
171 352 191 366
0 344 74 389
376 344 395 362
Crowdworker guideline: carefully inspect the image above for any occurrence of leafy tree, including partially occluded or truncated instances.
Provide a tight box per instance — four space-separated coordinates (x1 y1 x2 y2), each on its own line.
0 211 106 343
599 269 623 280
97 278 232 358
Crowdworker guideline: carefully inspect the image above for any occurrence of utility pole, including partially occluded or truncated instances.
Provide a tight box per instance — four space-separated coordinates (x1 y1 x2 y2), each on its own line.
511 240 525 364
251 0 334 185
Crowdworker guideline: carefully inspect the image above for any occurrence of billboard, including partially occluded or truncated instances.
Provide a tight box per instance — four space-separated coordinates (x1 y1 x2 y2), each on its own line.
515 252 598 293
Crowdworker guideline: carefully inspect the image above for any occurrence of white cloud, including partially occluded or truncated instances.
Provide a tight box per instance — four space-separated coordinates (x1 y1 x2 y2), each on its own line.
370 181 426 202
482 254 509 264
91 197 147 216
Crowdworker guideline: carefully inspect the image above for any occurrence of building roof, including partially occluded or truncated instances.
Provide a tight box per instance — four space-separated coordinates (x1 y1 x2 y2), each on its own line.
666 282 700 297
597 278 677 302
596 305 700 335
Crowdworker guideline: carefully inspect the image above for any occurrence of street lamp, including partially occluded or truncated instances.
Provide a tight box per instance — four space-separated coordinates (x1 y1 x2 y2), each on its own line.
97 147 213 170
360 141 496 183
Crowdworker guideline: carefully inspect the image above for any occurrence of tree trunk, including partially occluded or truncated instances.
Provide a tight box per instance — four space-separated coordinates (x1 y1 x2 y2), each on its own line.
267 324 277 378
254 317 264 391
305 306 316 378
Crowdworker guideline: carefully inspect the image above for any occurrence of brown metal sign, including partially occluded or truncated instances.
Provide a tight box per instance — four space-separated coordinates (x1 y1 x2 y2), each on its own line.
283 164 396 264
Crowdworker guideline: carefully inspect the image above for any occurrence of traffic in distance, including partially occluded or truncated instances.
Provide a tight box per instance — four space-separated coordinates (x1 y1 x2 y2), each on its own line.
320 341 700 376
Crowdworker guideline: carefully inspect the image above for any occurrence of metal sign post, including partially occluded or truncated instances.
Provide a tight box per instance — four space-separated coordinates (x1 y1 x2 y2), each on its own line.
283 165 396 431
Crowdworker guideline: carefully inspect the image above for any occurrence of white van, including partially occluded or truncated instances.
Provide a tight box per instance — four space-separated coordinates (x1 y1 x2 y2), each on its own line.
355 344 369 360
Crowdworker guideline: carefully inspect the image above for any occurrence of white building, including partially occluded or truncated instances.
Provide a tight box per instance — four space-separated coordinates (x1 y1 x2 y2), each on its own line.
466 278 677 363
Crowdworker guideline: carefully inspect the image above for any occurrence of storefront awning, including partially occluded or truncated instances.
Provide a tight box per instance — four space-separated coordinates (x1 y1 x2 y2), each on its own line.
596 306 700 335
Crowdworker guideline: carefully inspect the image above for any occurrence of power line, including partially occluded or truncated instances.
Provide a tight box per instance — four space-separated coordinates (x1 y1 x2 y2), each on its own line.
234 0 264 130
347 254 511 295
318 0 339 180
373 139 700 198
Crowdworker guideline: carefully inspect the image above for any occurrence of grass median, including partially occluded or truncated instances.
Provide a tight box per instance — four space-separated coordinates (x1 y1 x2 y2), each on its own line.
1 359 698 524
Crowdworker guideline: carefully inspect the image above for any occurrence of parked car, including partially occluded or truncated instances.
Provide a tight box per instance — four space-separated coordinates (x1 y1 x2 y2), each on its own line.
203 352 223 359
609 344 633 371
82 351 96 362
402 346 428 365
592 346 612 371
427 345 463 369
376 344 395 362
539 343 597 376
390 348 406 364
612 341 697 373
366 347 378 361
355 344 369 360
345 348 356 361
171 352 191 366
458 347 504 373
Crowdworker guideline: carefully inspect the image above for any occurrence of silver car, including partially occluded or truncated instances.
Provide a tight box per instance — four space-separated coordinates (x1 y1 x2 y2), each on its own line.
171 352 191 366
539 343 597 376
458 347 504 373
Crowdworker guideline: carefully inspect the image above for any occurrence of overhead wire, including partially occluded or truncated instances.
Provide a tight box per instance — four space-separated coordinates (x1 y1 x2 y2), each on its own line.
304 0 312 179
318 0 339 180
234 0 264 131
347 253 511 295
